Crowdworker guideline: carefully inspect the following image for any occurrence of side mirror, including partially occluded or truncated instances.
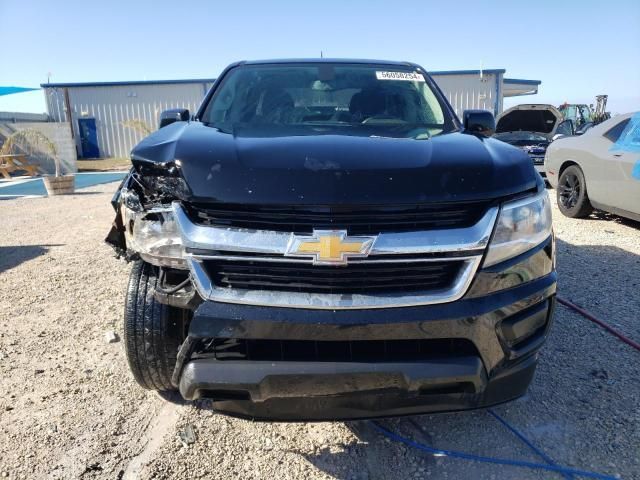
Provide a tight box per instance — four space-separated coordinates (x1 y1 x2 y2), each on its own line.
159 108 190 129
552 134 566 141
463 110 495 137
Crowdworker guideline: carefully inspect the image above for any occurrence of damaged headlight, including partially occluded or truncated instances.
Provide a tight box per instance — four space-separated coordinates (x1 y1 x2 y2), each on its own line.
484 190 552 267
122 204 186 269
139 174 191 201
130 157 192 203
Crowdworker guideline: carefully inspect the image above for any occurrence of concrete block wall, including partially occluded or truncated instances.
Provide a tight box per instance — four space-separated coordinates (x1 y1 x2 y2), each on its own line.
0 111 50 123
0 122 77 174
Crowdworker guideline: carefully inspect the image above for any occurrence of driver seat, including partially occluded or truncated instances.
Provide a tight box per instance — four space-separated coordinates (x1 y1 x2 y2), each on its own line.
349 88 387 121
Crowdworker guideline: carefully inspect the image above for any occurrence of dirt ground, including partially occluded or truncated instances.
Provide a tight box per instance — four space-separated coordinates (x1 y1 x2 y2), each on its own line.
0 182 638 480
77 158 131 172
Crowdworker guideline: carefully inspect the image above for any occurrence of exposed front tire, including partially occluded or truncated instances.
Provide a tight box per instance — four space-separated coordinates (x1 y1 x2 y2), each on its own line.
124 260 188 391
557 165 593 218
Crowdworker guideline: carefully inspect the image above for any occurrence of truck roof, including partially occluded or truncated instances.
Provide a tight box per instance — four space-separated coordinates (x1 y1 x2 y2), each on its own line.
238 58 418 67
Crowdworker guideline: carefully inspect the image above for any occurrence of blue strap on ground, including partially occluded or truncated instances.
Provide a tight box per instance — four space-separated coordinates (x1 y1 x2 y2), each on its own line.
369 421 616 480
488 409 573 480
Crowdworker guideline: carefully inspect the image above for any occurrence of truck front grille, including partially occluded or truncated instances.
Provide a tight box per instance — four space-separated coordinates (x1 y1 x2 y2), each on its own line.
202 258 463 294
194 337 479 363
185 201 492 234
174 202 495 309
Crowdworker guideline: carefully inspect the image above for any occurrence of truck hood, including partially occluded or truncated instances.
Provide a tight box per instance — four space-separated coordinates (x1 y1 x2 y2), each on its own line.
131 122 538 205
496 104 563 140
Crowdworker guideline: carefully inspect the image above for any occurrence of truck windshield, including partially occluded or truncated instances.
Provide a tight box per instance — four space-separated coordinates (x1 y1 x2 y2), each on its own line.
200 64 456 139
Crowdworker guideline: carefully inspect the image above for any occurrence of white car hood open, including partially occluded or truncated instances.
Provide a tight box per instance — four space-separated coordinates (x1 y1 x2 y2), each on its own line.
496 104 564 140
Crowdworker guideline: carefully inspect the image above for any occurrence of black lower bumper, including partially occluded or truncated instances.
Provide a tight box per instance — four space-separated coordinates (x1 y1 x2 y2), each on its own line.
173 241 556 420
179 354 537 421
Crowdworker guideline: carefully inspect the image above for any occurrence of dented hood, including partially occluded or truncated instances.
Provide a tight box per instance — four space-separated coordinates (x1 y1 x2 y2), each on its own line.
496 104 563 139
130 121 538 205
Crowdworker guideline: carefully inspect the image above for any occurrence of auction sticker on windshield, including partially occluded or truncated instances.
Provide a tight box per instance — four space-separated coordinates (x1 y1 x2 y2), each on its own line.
376 71 425 82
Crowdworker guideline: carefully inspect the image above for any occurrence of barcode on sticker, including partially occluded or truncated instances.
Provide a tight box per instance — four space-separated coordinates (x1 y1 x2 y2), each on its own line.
376 71 425 82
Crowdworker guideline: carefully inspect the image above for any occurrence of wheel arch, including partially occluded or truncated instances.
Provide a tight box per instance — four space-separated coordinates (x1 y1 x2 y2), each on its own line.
558 159 580 176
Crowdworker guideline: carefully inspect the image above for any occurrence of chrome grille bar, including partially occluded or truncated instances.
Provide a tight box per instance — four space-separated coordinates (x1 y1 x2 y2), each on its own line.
187 256 482 310
172 202 497 256
171 202 496 309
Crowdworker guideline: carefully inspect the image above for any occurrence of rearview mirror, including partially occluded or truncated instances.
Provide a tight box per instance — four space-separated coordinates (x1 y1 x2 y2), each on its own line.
463 110 495 137
159 108 190 129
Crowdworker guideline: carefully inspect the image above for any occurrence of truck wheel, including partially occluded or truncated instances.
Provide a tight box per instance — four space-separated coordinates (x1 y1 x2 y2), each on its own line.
557 165 593 218
124 260 188 391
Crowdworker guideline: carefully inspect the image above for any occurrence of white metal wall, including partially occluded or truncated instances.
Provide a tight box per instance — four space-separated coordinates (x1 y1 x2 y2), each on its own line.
431 72 503 119
44 82 213 158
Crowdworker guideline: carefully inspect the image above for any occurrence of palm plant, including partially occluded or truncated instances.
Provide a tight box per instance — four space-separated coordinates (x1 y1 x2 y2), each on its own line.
0 129 59 175
122 119 153 137
0 128 74 194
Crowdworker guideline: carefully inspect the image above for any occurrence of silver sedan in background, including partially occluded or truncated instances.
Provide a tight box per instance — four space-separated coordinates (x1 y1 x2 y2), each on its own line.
545 112 640 221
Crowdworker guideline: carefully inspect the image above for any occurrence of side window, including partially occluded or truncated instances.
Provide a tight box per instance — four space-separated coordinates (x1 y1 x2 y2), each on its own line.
578 105 592 124
563 105 577 122
603 119 630 143
556 120 573 136
624 120 640 148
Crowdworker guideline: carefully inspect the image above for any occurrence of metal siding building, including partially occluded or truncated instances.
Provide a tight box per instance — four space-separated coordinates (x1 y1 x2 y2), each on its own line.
431 69 505 118
43 80 214 158
41 70 539 159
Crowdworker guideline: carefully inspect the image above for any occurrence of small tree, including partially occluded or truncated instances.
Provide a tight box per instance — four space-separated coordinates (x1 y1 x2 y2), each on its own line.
122 119 153 137
0 129 59 175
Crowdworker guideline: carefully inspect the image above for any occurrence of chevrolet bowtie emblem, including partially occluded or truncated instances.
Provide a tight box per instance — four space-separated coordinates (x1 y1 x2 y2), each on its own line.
285 230 376 265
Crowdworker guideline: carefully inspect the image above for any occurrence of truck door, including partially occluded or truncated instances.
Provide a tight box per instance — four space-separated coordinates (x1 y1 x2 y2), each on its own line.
608 115 640 214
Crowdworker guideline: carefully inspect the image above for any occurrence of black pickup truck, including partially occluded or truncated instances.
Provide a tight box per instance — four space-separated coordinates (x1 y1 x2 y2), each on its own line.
107 59 556 420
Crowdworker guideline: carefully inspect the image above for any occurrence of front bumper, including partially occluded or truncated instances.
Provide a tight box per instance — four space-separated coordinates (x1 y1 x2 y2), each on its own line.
180 354 538 421
172 239 556 420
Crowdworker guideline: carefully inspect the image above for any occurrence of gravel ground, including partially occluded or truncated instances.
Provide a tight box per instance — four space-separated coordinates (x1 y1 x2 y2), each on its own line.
0 183 638 480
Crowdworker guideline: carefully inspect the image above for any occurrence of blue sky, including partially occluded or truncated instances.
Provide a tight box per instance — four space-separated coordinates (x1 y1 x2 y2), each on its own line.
1 0 638 115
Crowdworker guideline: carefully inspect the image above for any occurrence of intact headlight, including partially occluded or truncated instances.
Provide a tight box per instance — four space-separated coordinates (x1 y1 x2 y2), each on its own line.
122 206 186 269
484 190 552 267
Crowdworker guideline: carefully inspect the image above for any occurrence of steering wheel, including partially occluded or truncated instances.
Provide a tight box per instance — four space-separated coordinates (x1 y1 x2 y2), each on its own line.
362 114 405 124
